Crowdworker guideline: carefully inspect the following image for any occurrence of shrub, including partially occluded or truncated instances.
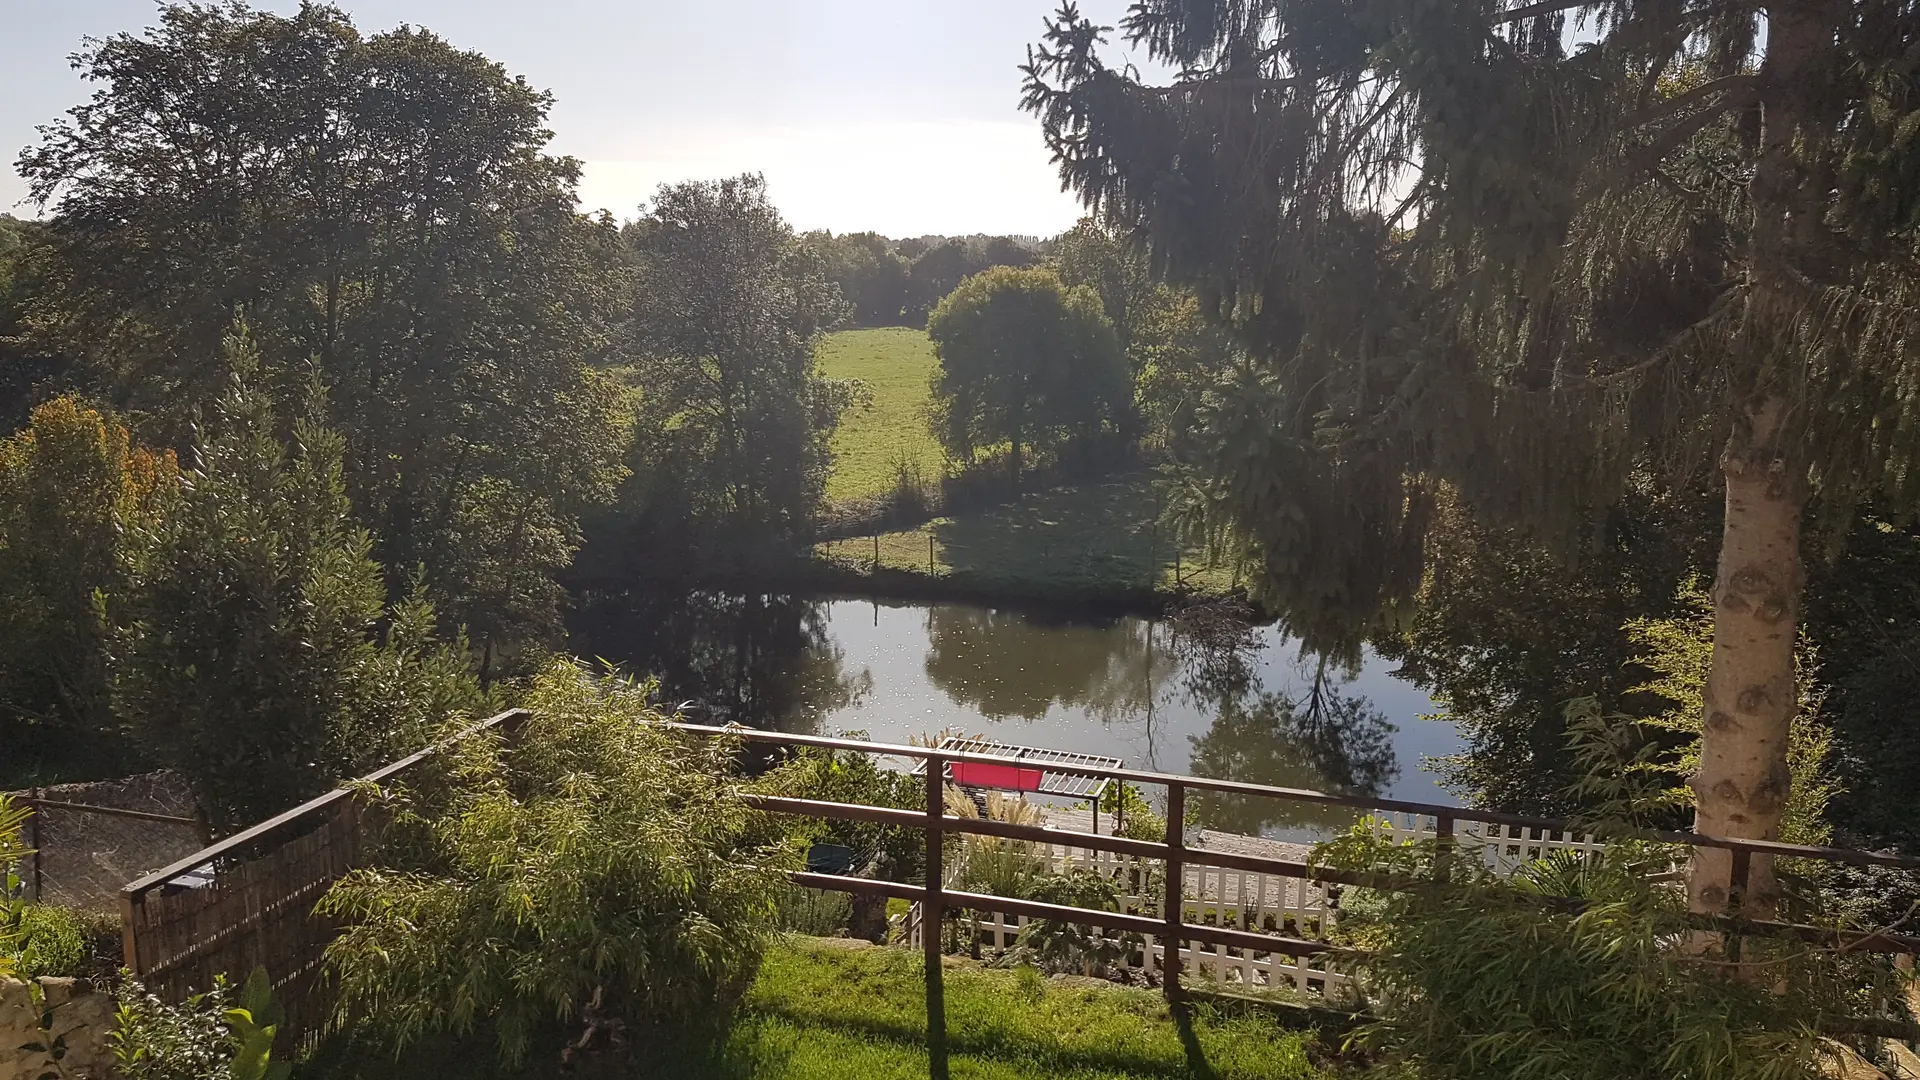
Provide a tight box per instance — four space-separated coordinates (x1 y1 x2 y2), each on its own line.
14 904 87 978
111 967 289 1080
0 795 30 980
317 659 803 1068
1312 822 1901 1080
1008 867 1136 977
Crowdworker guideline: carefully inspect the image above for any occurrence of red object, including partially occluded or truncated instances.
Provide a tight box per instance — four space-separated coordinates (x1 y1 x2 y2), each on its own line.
950 761 1045 792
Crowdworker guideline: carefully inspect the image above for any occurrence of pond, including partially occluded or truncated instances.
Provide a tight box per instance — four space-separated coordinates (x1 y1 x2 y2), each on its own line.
572 592 1464 839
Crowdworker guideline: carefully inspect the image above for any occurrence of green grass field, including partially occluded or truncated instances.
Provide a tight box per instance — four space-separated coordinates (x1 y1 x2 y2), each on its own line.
658 936 1331 1079
815 475 1237 599
817 327 947 504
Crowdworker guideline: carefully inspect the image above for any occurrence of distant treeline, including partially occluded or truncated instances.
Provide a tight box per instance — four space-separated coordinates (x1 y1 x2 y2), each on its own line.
800 231 1049 327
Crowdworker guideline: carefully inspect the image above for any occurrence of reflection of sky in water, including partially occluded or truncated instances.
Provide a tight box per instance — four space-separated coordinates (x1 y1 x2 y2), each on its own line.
814 598 1464 837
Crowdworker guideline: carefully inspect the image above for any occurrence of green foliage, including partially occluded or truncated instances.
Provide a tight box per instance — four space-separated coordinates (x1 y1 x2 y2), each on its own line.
19 1 631 652
927 266 1130 482
1008 867 1136 977
903 236 1040 326
317 659 802 1066
1313 823 1895 1080
1620 581 1839 844
0 396 177 768
777 744 924 882
0 795 31 981
13 904 88 978
111 968 290 1080
1052 218 1236 449
617 175 855 557
114 331 489 832
0 217 72 432
1082 782 1168 843
1378 491 1714 815
805 231 911 326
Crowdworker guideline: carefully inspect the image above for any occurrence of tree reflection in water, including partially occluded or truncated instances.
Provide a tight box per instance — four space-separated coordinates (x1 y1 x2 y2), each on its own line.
572 592 1406 837
921 606 1164 723
569 589 870 732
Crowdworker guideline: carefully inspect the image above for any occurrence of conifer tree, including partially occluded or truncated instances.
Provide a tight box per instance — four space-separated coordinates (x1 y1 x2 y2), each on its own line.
1025 0 1920 916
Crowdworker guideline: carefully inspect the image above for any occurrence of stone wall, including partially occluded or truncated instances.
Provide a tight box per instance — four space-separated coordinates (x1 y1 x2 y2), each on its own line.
0 976 116 1080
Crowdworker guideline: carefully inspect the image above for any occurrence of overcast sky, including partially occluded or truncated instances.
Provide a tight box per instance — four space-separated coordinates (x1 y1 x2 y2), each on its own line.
1 0 1166 237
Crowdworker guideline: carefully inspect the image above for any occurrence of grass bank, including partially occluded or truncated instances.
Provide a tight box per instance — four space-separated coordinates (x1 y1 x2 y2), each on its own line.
811 474 1238 606
809 328 1238 608
658 936 1337 1079
818 327 945 504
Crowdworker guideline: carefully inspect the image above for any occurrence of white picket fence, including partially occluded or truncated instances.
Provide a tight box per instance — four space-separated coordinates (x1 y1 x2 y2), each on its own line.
902 816 1607 999
1381 813 1606 874
909 843 1354 997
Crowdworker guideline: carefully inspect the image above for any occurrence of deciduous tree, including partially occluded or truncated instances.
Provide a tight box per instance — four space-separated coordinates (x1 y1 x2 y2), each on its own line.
926 265 1129 483
619 175 854 555
19 1 630 654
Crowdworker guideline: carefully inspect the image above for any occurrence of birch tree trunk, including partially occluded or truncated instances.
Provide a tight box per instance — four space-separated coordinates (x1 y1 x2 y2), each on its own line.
1688 398 1805 920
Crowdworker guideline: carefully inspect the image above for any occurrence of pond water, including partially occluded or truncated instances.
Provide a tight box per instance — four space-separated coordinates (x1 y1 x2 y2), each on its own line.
573 592 1464 839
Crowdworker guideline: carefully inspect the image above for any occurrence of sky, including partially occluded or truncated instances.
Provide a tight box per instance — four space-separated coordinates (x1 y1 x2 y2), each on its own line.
0 0 1168 237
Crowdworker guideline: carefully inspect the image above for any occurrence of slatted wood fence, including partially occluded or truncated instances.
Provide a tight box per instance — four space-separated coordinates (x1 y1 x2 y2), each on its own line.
117 710 525 1041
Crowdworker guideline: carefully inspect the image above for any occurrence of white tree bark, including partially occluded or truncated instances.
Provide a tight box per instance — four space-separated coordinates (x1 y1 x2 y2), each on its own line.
1688 398 1804 920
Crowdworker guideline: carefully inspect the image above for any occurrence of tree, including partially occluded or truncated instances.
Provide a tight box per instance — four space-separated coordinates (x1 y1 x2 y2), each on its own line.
1054 217 1237 447
806 231 910 325
619 175 854 554
0 218 73 432
926 265 1129 483
114 332 487 833
0 397 177 770
18 2 630 654
1025 0 1920 917
1380 490 1714 815
903 237 1040 324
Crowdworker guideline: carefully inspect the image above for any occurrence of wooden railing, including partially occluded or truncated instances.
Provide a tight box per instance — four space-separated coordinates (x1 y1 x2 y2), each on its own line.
117 709 527 1039
120 711 1920 1050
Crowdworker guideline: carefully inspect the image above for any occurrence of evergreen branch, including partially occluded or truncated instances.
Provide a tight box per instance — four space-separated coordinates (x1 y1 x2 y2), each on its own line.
1630 73 1758 128
1153 73 1313 96
1621 88 1752 178
1494 0 1605 25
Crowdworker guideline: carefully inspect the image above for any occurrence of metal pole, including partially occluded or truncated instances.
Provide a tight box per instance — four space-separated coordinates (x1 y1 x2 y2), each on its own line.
874 533 881 574
1163 782 1185 1002
29 789 43 902
925 755 948 1080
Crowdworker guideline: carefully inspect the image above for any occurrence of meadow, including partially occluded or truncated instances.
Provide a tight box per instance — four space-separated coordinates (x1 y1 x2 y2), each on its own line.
817 327 947 504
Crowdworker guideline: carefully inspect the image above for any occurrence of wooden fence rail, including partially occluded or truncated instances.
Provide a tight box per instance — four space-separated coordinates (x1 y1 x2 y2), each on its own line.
119 712 1920 1049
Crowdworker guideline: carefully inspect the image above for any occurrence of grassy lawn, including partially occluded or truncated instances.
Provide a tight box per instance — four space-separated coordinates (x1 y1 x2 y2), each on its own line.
660 936 1333 1079
818 327 946 504
814 475 1238 599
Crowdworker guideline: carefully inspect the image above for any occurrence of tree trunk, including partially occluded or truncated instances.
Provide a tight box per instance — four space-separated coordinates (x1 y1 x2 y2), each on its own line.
1688 397 1805 921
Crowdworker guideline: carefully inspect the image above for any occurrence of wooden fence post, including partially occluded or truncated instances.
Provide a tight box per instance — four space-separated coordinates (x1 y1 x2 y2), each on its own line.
1727 846 1752 963
1433 812 1454 881
925 755 948 1080
1164 782 1185 1002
